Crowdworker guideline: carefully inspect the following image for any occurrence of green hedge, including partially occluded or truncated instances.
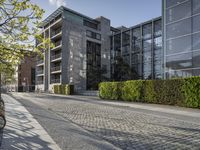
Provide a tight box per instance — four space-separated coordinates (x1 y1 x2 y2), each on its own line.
99 82 122 100
121 80 144 102
99 77 200 108
53 84 74 95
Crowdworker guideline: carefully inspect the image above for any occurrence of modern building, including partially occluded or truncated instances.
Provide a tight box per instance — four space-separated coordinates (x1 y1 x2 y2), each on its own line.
110 17 162 80
36 0 200 92
163 0 200 78
36 6 112 92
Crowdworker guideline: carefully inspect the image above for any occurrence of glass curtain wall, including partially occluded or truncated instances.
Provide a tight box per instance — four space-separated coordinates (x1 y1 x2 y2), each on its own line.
143 23 153 79
122 30 130 65
164 0 200 78
131 27 142 78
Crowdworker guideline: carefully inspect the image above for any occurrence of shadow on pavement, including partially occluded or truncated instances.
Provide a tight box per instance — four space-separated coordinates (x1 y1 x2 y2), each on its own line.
0 95 59 150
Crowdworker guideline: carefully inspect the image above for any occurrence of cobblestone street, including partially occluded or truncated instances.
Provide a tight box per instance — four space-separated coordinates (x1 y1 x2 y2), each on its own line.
10 93 200 150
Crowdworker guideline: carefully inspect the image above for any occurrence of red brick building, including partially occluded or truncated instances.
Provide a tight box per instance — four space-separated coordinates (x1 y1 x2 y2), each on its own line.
17 53 36 92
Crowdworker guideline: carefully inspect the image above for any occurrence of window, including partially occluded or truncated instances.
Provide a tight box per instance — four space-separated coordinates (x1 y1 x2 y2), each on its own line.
122 30 130 46
193 14 200 33
86 30 101 40
193 32 200 50
83 20 98 30
192 0 200 15
166 52 193 70
166 0 188 8
166 35 191 55
166 0 191 23
193 51 200 68
154 20 162 37
166 18 191 39
143 24 152 40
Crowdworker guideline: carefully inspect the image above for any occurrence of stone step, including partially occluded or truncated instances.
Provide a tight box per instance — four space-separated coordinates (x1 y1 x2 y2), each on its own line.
76 90 99 96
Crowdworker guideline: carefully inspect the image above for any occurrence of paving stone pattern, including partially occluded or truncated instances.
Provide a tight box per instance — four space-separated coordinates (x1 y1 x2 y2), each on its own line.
52 101 200 150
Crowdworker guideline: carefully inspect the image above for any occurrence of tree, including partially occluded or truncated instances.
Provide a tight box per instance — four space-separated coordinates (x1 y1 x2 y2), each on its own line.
0 0 50 99
113 56 139 81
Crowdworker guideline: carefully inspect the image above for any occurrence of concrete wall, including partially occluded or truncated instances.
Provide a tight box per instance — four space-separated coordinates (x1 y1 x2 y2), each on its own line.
62 11 87 91
96 17 111 79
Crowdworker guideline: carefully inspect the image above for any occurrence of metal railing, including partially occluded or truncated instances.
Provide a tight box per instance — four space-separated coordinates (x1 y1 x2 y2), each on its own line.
37 70 44 75
51 28 62 37
51 78 61 84
37 60 44 65
51 66 61 72
51 53 61 60
37 80 43 84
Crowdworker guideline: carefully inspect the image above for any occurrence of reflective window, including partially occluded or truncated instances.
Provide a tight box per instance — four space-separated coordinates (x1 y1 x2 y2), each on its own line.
122 31 130 46
193 69 200 76
192 0 200 15
193 14 200 33
154 20 162 37
154 37 162 50
192 32 200 50
166 35 191 55
166 69 193 79
166 1 191 23
143 24 152 40
166 18 191 39
166 52 193 70
193 51 200 67
166 0 188 8
143 39 152 52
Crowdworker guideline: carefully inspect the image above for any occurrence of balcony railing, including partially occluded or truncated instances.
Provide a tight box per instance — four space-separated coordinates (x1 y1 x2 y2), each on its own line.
51 28 62 38
37 70 44 75
54 40 62 47
51 78 61 84
51 53 61 60
37 60 44 65
51 66 61 72
37 80 43 84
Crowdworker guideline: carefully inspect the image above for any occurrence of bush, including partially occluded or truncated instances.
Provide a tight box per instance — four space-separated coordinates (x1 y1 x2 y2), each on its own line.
121 80 144 102
99 82 121 100
183 77 200 108
53 84 74 95
99 76 200 109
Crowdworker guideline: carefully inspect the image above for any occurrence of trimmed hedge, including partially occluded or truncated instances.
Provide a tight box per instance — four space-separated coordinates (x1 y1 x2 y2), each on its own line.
99 77 200 108
121 80 144 102
99 82 121 100
53 84 74 95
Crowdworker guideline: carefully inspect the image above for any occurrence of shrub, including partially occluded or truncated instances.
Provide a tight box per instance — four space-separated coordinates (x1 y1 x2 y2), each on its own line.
143 80 157 103
121 80 144 101
53 84 74 95
99 76 200 109
99 82 121 100
183 77 200 108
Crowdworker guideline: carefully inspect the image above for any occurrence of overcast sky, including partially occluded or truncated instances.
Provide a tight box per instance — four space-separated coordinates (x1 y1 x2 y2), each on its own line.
32 0 162 27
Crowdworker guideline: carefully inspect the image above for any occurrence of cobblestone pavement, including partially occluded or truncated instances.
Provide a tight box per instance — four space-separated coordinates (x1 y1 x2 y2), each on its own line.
11 93 200 150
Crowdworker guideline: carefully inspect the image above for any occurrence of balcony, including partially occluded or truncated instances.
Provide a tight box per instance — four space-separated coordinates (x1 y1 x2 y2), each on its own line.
51 40 62 51
51 78 61 84
51 53 61 62
51 65 61 73
36 70 44 76
36 60 44 66
37 80 43 85
51 28 62 40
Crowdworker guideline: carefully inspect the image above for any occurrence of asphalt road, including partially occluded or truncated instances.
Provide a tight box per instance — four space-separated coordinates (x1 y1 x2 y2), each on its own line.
9 93 200 150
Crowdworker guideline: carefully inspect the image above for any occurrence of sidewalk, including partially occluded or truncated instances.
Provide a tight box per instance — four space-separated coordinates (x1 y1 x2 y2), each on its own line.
0 94 61 150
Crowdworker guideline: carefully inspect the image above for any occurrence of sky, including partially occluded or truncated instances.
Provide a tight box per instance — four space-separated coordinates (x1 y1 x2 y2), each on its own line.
32 0 162 28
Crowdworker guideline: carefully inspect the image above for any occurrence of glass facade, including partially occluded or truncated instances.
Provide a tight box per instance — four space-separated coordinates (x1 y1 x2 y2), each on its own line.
86 41 101 90
111 18 162 80
163 0 200 78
